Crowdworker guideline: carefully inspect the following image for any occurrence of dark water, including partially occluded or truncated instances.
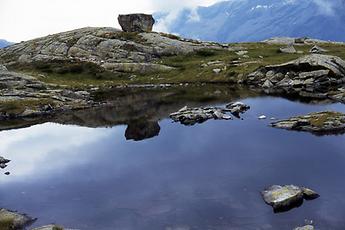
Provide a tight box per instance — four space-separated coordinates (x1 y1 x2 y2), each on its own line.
1 89 345 229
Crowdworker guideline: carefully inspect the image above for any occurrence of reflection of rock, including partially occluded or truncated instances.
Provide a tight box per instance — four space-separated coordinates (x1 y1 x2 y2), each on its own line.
125 120 160 141
262 185 319 213
170 106 232 126
0 156 10 169
118 14 155 32
0 208 36 229
271 111 345 135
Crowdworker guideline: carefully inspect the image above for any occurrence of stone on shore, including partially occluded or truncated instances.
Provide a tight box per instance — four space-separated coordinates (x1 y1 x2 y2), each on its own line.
271 111 345 135
118 14 155 32
261 185 319 212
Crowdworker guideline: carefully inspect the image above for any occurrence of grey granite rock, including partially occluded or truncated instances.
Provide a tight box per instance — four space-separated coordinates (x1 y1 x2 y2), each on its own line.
271 111 345 135
262 185 319 212
118 14 155 32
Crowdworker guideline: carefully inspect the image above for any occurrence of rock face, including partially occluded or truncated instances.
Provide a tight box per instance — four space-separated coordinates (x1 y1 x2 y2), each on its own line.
0 27 222 75
279 45 297 54
118 14 155 32
246 54 345 102
271 111 345 135
0 208 36 229
262 185 319 212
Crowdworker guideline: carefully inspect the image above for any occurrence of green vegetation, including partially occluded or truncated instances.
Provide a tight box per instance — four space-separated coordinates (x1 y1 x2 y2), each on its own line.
0 216 15 230
0 99 55 115
7 42 345 90
309 111 343 127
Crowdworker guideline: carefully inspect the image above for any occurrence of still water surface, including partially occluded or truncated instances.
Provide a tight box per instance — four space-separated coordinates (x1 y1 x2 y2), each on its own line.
1 95 345 230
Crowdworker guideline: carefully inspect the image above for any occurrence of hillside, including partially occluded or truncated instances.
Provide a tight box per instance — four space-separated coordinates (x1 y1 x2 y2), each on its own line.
155 0 345 42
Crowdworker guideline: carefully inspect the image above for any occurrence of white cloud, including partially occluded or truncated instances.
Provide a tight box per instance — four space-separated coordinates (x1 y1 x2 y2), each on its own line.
0 0 222 42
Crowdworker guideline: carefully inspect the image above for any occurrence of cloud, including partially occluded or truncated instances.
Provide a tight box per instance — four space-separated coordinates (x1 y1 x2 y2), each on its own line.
0 0 222 42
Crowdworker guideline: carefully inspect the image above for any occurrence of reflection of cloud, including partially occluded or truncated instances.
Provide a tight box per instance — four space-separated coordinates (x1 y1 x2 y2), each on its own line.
0 123 118 182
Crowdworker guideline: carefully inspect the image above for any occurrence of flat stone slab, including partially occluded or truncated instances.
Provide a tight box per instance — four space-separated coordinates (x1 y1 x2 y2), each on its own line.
294 225 315 230
271 111 345 135
262 185 319 213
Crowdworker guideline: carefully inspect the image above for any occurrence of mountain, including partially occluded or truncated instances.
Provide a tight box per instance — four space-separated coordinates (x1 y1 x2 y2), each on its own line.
0 39 13 48
155 0 345 43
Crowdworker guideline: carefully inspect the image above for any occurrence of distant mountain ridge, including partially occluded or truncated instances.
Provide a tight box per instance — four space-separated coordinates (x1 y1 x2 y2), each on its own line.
0 39 13 48
155 0 345 43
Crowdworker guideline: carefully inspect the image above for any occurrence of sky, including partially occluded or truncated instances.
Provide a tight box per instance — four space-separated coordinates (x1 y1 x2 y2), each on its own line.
0 0 222 42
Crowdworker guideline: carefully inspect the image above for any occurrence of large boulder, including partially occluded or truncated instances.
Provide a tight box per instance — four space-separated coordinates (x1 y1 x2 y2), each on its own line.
118 14 155 32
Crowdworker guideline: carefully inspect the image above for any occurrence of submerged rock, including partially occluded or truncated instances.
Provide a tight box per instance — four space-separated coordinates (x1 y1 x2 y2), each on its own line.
118 14 155 32
294 225 314 230
0 208 36 229
170 105 233 126
271 111 345 135
32 224 64 230
262 185 319 213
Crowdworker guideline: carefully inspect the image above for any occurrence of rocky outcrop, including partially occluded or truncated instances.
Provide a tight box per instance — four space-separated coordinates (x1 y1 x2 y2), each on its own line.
0 67 92 120
262 185 319 213
246 54 345 102
264 37 345 45
0 208 36 229
279 45 297 54
310 45 327 54
271 111 345 135
118 14 155 32
0 27 223 75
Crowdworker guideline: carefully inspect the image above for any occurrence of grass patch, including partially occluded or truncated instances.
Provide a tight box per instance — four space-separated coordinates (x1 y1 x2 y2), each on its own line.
0 99 55 115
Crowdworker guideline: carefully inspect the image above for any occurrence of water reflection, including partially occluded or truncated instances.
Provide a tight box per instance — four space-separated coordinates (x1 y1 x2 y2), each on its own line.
0 87 345 229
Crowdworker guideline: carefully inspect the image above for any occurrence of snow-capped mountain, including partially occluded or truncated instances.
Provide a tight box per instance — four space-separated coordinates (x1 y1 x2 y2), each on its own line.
154 0 345 42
